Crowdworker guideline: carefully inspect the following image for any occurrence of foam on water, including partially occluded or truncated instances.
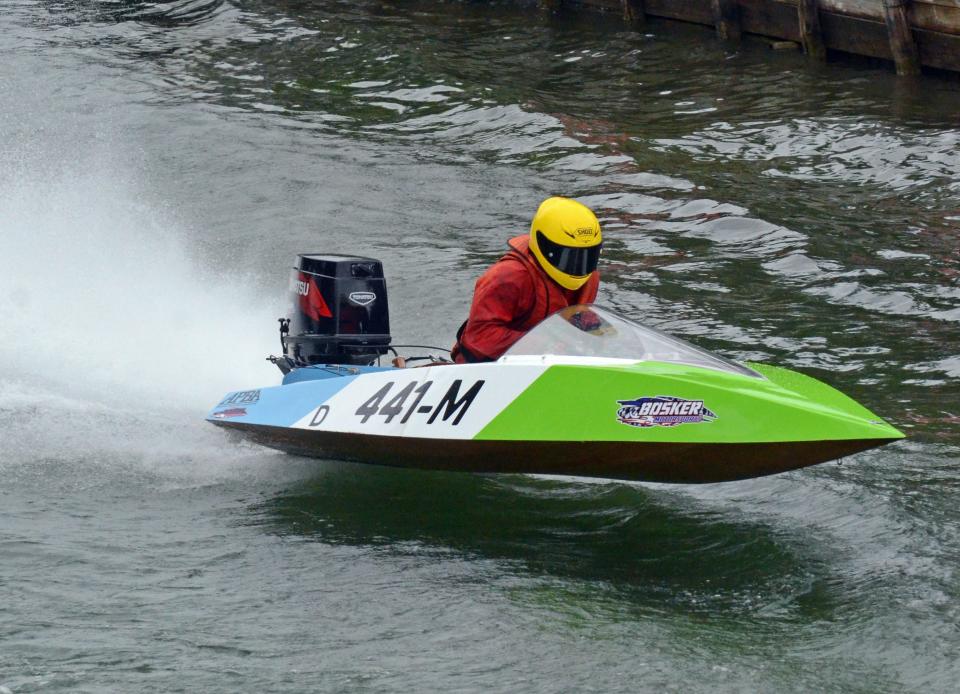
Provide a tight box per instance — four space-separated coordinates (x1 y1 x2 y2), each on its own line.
0 138 282 479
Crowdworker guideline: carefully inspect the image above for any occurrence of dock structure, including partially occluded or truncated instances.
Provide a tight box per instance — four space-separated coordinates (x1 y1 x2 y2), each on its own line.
547 0 960 75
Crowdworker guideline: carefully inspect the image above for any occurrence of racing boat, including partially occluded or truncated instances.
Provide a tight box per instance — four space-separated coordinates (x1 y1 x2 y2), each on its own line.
206 254 904 483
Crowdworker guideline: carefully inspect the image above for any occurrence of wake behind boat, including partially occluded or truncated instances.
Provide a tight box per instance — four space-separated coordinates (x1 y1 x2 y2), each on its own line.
206 254 904 483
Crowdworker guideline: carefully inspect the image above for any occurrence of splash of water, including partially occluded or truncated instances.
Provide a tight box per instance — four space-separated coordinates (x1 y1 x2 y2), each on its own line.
0 143 283 476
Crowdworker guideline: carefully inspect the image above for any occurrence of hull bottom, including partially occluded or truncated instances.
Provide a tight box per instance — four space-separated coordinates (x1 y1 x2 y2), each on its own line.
213 422 896 483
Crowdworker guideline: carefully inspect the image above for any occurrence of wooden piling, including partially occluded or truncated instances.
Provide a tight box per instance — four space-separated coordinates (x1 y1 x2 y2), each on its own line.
798 0 827 61
711 0 742 42
621 0 646 25
883 0 921 75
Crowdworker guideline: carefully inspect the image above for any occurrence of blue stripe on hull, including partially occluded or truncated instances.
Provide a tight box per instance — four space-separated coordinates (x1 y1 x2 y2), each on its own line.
206 375 358 427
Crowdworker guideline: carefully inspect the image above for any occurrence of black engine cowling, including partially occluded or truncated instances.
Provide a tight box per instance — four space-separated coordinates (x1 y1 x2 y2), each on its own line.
282 254 391 366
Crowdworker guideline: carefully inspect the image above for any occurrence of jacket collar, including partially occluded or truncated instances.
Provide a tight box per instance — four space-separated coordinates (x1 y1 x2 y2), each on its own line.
507 234 531 254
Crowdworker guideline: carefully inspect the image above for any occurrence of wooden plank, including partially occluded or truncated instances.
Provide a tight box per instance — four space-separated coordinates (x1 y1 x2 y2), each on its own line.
816 9 960 71
749 2 960 70
819 0 885 20
912 3 960 34
799 0 829 58
914 0 960 9
577 0 960 35
642 0 715 25
819 0 960 35
573 0 622 10
567 0 960 71
805 0 960 34
820 10 892 57
917 27 960 69
739 0 803 40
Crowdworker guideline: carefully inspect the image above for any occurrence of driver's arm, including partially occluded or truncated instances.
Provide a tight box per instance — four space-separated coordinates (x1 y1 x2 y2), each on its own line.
458 269 535 362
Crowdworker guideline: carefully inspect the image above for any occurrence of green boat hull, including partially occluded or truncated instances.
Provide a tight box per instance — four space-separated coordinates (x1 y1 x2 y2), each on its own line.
210 358 903 483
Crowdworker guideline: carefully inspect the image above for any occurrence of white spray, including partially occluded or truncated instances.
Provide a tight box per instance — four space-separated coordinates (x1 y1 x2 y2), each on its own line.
0 144 286 480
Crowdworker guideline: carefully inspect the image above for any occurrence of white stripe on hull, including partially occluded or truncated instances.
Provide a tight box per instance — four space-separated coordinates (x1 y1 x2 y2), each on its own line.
291 363 545 440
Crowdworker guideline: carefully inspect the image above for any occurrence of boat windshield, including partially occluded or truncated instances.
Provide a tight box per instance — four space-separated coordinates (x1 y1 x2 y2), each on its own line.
503 305 762 378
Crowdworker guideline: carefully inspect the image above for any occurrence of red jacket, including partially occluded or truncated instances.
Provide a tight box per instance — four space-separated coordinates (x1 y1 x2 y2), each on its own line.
452 235 599 363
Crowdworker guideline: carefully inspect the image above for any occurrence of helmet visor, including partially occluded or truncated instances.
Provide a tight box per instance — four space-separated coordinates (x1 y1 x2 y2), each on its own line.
536 231 602 277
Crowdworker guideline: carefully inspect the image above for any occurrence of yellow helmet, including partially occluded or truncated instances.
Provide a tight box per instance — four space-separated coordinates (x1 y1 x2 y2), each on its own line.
529 197 602 290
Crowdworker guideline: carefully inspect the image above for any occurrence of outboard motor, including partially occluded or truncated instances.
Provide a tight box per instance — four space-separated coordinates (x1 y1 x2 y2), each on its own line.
279 254 391 368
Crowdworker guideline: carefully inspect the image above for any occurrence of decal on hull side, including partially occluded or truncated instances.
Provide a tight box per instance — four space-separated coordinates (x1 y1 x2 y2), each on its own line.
616 396 717 428
290 364 546 439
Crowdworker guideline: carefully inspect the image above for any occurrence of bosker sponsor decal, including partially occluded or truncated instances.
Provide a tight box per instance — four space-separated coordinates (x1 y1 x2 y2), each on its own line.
616 396 717 428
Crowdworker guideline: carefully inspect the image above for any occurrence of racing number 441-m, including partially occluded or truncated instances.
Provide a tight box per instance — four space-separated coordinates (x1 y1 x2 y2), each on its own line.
354 379 485 426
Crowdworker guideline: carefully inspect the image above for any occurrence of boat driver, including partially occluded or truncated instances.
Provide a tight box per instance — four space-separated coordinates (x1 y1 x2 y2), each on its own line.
451 196 603 363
